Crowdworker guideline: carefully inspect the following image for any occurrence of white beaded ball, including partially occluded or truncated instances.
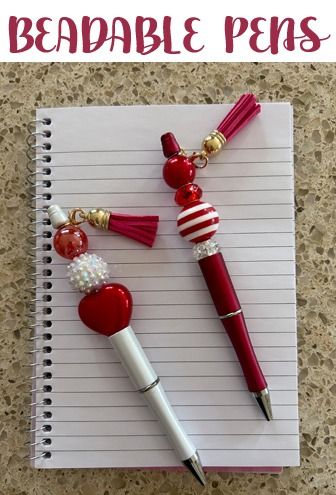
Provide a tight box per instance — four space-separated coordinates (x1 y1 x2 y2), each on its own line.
68 253 109 293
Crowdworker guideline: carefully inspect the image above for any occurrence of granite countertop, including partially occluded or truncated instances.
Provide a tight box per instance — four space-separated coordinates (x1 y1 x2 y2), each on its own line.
0 63 335 494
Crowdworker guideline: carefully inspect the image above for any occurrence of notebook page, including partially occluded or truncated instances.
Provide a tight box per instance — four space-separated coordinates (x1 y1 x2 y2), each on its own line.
33 103 299 468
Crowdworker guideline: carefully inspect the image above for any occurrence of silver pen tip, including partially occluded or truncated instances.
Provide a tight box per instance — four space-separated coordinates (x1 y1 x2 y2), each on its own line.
253 388 273 421
183 452 206 486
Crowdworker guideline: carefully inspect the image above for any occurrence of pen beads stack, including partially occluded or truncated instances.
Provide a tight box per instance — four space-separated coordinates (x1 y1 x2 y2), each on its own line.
161 132 221 260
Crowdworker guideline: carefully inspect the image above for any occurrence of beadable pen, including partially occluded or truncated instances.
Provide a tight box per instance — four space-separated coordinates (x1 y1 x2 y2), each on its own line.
159 94 273 421
48 205 206 485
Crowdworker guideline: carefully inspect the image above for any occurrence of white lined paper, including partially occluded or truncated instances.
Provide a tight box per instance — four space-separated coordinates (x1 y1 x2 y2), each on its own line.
33 102 299 469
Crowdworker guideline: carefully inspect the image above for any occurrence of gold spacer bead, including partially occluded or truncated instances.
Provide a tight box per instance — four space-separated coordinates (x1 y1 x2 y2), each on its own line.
202 130 226 156
86 209 110 230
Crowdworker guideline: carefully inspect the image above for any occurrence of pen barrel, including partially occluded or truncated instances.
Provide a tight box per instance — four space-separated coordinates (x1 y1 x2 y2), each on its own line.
109 325 157 390
142 382 196 460
109 326 196 461
198 252 267 393
220 313 267 392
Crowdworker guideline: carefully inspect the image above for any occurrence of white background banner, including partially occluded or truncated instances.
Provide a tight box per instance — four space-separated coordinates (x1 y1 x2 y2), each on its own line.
1 0 335 61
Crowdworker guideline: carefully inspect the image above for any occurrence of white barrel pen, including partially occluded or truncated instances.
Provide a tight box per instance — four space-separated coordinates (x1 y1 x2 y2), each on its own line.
109 325 206 484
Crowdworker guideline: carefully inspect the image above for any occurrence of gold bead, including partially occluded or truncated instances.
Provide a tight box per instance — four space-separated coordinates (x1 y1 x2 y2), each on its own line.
86 209 109 230
202 130 226 156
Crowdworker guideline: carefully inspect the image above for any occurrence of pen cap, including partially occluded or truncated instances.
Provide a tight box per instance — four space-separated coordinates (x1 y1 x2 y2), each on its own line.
161 132 181 158
48 204 69 229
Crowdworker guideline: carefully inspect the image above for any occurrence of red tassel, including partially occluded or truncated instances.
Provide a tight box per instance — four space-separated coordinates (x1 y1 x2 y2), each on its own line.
217 93 261 141
108 213 159 248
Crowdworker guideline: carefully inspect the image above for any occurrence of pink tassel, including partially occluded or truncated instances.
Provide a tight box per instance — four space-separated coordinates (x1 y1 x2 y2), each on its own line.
108 213 159 248
217 93 261 142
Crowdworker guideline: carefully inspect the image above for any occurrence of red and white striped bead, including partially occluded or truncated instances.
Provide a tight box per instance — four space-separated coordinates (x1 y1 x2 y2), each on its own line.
177 201 219 243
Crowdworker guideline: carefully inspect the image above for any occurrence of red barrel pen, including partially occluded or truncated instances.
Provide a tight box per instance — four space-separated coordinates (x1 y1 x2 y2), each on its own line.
197 247 272 420
160 101 273 420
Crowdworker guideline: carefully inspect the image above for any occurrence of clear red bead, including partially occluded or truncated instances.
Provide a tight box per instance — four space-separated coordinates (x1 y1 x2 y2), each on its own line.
163 155 196 189
53 225 88 260
175 183 203 206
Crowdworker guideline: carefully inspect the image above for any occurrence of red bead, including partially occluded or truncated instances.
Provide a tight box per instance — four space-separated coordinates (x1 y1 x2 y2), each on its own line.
163 155 196 189
78 283 133 336
53 225 88 260
175 183 203 206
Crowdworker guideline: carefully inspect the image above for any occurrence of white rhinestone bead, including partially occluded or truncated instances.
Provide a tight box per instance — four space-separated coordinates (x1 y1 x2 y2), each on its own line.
67 253 109 293
192 239 220 261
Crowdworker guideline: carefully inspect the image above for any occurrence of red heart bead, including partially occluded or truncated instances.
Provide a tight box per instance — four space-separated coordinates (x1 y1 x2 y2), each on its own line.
78 283 133 336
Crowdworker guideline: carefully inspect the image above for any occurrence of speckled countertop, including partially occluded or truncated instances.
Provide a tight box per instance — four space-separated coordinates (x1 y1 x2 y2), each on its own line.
0 63 335 495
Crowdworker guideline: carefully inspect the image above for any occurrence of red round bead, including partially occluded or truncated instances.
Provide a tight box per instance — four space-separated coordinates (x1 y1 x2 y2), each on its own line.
175 183 203 206
163 155 196 189
53 225 88 260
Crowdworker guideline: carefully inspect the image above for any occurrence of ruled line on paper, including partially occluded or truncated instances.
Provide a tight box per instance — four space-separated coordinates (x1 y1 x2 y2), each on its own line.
37 274 295 278
40 205 295 209
38 318 297 322
38 360 298 364
39 147 292 154
41 303 297 307
35 393 297 399
44 260 296 265
60 230 296 235
34 331 297 335
49 174 293 180
46 190 295 194
34 449 300 452
36 374 298 379
33 102 298 469
45 161 293 169
38 404 298 408
36 418 297 424
36 434 298 437
38 288 295 293
47 177 294 183
36 276 296 282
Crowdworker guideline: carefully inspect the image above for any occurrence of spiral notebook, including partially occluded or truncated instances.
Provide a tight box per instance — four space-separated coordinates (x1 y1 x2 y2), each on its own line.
30 102 299 470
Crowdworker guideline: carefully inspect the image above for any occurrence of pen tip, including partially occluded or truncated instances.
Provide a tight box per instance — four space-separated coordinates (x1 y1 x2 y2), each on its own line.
183 452 207 486
253 388 273 421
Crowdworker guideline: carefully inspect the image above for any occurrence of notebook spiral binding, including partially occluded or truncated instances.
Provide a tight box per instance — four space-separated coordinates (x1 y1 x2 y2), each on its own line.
27 117 53 462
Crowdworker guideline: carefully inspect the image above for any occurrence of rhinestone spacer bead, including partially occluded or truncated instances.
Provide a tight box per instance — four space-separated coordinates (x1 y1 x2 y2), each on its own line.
192 239 220 261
